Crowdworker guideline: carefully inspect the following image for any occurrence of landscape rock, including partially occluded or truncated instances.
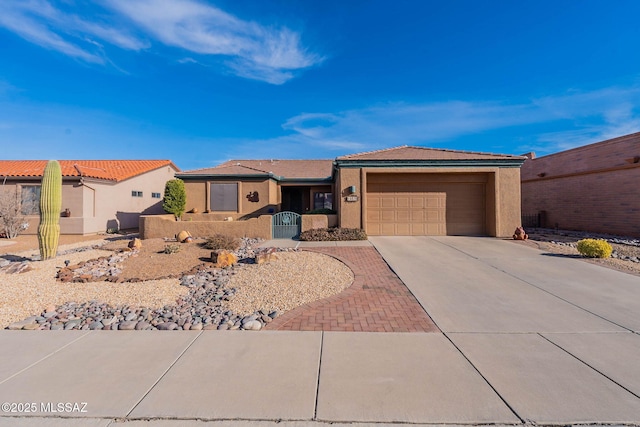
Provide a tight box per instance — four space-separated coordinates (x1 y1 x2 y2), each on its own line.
211 250 238 268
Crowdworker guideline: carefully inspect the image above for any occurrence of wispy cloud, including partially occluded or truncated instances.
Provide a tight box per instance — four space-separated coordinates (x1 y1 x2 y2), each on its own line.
0 0 147 64
104 0 323 84
271 86 640 156
0 0 321 84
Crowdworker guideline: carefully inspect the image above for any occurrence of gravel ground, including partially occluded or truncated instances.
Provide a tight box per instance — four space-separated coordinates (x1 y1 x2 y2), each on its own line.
224 251 354 316
0 248 186 328
0 236 355 330
516 228 640 277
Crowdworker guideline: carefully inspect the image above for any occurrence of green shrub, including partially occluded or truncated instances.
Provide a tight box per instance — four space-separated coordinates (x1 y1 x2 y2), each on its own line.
576 239 612 258
306 208 337 215
163 179 186 220
163 244 181 254
202 234 241 250
299 227 367 241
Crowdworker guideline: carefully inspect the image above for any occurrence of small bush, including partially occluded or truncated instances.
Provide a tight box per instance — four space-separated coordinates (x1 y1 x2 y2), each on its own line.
306 208 337 215
202 234 241 250
577 239 612 258
163 179 186 220
299 227 367 241
163 244 181 254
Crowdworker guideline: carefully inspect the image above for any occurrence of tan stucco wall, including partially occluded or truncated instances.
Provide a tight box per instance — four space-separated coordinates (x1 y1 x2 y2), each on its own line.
495 167 521 237
335 166 522 237
184 181 207 213
183 178 278 217
336 168 362 229
301 214 338 232
140 214 272 240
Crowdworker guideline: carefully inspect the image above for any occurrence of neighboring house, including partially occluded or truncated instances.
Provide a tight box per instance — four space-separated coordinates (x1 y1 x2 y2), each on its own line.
0 160 179 235
178 146 525 237
521 132 640 237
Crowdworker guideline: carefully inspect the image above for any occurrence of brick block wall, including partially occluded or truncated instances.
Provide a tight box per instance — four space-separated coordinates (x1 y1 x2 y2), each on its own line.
521 132 640 237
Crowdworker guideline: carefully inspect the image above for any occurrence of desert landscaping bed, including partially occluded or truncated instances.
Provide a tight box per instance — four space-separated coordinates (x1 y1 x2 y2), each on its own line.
0 238 354 331
515 228 640 277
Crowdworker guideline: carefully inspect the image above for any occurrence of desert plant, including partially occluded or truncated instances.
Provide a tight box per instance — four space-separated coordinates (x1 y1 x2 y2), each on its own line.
163 179 186 220
38 160 62 260
163 243 181 254
202 234 241 250
299 227 367 241
0 188 31 239
577 239 613 258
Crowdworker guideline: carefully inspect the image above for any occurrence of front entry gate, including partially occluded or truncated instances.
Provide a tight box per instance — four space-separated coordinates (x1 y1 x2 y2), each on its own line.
272 211 302 239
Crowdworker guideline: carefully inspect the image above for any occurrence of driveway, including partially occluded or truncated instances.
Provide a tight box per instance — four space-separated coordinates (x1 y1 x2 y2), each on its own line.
370 236 640 333
371 236 640 423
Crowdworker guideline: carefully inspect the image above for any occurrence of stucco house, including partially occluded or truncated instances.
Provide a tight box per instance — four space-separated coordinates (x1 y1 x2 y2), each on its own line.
521 131 640 237
0 160 179 235
177 146 525 237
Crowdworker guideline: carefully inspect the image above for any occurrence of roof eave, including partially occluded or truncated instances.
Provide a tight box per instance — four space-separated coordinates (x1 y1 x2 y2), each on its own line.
334 159 526 168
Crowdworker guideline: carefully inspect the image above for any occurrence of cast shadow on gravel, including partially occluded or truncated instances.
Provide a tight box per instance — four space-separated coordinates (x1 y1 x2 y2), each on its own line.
541 252 583 259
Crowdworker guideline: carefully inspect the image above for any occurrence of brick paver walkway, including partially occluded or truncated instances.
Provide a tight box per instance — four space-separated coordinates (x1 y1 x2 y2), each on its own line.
265 247 439 332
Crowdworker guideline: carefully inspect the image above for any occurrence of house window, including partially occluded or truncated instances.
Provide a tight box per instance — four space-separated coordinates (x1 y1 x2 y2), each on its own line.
152 192 161 199
314 192 333 210
210 183 238 212
132 191 143 197
21 185 40 215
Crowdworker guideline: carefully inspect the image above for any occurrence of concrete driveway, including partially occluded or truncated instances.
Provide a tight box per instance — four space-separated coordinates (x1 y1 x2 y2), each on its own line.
371 236 640 423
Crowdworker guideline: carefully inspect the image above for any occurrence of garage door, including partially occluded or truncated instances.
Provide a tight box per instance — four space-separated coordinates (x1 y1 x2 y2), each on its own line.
366 173 486 236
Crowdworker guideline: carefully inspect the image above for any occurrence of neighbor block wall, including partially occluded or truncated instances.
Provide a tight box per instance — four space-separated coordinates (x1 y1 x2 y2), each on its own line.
521 132 640 237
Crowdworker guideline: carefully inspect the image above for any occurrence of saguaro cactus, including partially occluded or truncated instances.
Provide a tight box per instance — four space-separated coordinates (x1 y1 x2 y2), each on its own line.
38 160 62 260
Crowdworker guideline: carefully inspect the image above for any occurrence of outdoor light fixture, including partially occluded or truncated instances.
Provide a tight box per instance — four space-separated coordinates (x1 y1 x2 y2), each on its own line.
348 185 357 194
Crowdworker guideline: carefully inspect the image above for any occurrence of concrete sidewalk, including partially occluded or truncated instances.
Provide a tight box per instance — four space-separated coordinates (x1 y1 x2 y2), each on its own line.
0 331 517 426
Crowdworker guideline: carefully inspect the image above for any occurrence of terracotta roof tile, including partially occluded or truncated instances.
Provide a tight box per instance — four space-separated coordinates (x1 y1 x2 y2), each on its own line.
337 146 526 161
180 159 334 180
0 160 179 182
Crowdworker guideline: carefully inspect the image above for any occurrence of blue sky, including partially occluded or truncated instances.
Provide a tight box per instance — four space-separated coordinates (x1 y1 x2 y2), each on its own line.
1 0 640 170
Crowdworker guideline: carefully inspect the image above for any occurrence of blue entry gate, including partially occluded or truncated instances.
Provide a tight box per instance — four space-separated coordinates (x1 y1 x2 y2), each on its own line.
272 211 301 239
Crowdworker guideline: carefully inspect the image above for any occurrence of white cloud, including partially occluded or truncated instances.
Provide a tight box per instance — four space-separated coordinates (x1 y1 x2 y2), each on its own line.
273 86 640 156
0 0 149 66
0 0 320 83
104 0 323 84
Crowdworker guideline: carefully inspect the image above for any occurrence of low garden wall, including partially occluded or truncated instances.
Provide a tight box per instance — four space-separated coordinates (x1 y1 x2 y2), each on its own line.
301 214 338 232
140 214 272 240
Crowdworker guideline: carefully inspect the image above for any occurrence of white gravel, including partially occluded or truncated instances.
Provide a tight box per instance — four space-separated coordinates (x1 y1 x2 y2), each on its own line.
223 251 354 316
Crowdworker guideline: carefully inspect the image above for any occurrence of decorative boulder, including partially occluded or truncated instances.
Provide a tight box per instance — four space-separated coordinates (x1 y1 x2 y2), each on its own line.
513 226 529 240
128 238 142 249
211 250 238 268
176 230 192 243
255 247 278 265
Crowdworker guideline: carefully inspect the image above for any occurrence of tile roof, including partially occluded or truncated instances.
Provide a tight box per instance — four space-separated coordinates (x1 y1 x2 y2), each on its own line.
0 160 179 182
180 159 334 180
337 146 526 161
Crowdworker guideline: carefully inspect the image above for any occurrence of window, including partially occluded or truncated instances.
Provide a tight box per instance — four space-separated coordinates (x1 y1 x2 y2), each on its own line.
152 192 161 199
210 183 238 211
21 185 40 215
314 192 333 210
132 191 143 197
